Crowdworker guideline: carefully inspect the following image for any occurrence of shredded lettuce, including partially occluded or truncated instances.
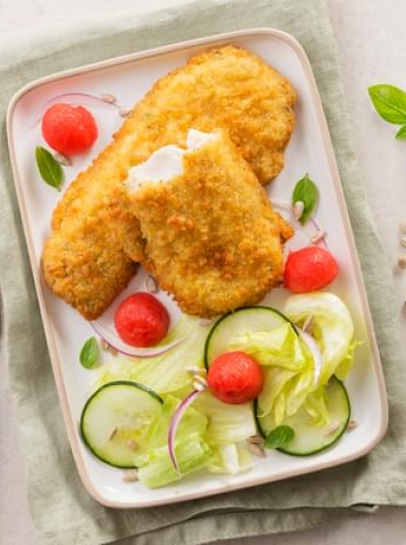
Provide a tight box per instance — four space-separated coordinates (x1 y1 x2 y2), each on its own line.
302 386 330 426
146 395 207 450
138 433 212 488
284 292 356 384
229 323 307 371
195 391 256 445
135 395 210 485
87 293 360 487
233 294 358 426
335 340 362 381
257 367 296 421
232 324 315 424
208 443 254 474
230 323 317 424
93 316 208 395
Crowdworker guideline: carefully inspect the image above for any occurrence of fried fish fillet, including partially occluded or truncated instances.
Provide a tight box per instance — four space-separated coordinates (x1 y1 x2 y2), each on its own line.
42 209 137 320
43 45 295 319
126 130 293 317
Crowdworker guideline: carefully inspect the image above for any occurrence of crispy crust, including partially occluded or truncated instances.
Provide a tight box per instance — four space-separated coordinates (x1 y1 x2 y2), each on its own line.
128 131 293 317
42 215 137 321
42 45 296 319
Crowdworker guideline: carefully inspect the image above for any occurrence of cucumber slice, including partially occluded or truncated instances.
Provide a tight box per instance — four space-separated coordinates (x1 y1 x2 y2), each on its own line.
256 377 350 456
80 381 163 468
204 306 294 368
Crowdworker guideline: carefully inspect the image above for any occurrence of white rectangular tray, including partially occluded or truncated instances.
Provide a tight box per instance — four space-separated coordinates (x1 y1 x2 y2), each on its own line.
7 28 388 508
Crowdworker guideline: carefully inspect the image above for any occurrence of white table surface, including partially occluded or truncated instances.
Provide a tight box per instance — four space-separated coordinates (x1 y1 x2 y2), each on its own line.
1 0 406 543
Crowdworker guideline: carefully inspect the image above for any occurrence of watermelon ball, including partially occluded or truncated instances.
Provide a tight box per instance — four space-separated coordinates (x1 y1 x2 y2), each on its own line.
284 246 339 293
207 351 264 404
114 293 170 348
42 103 98 155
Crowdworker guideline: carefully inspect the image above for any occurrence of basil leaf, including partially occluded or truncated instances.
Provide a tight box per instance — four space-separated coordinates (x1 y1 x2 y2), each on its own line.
264 425 295 450
35 146 64 190
79 337 99 369
396 125 406 141
292 174 318 225
368 84 406 125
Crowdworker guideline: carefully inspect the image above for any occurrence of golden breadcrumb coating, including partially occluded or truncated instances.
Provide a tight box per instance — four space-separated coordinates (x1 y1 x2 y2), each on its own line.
127 131 293 317
43 45 295 319
42 212 137 321
52 44 295 239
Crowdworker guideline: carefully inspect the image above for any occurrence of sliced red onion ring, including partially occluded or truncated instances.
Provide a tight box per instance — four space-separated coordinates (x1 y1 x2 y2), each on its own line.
44 92 121 110
30 92 121 129
168 390 201 472
90 320 185 359
297 327 323 386
271 199 328 249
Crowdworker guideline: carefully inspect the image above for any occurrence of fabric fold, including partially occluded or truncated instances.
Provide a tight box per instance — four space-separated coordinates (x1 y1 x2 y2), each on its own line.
1 0 406 544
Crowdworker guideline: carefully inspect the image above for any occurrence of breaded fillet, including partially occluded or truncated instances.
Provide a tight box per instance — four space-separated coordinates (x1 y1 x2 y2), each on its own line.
42 209 137 321
52 45 295 239
126 130 293 317
43 45 295 319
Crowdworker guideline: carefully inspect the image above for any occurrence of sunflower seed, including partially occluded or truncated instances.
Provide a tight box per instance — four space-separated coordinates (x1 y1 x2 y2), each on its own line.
186 366 201 374
122 469 138 482
247 435 265 445
145 275 159 294
119 107 132 117
194 374 207 386
109 346 118 357
193 381 206 392
324 421 340 436
347 419 358 430
197 318 213 327
54 152 71 166
311 230 327 244
400 238 406 248
302 315 314 334
292 201 304 220
247 442 266 458
398 256 406 269
101 93 117 104
109 427 118 441
126 440 138 451
100 339 110 351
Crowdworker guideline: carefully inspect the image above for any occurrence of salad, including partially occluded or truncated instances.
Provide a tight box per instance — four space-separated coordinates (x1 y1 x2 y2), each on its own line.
80 290 358 489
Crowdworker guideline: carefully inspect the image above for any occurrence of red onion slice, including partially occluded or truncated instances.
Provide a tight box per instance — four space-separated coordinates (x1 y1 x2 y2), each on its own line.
167 390 201 472
30 92 121 129
297 327 323 386
90 320 185 359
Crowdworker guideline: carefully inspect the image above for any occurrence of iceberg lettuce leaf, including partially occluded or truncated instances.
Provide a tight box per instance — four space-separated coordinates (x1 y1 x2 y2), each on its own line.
284 292 356 385
335 340 362 381
208 443 254 474
229 323 307 371
92 316 208 395
302 386 330 426
137 433 212 488
195 391 256 445
146 395 207 450
254 332 315 423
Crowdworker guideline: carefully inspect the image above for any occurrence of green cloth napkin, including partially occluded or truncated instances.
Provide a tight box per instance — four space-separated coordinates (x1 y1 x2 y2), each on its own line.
2 0 406 543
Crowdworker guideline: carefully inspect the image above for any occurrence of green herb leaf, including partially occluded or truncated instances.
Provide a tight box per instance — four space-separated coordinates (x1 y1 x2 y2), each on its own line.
395 125 406 141
35 146 64 190
292 174 318 225
264 425 295 450
368 84 406 125
79 337 99 369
